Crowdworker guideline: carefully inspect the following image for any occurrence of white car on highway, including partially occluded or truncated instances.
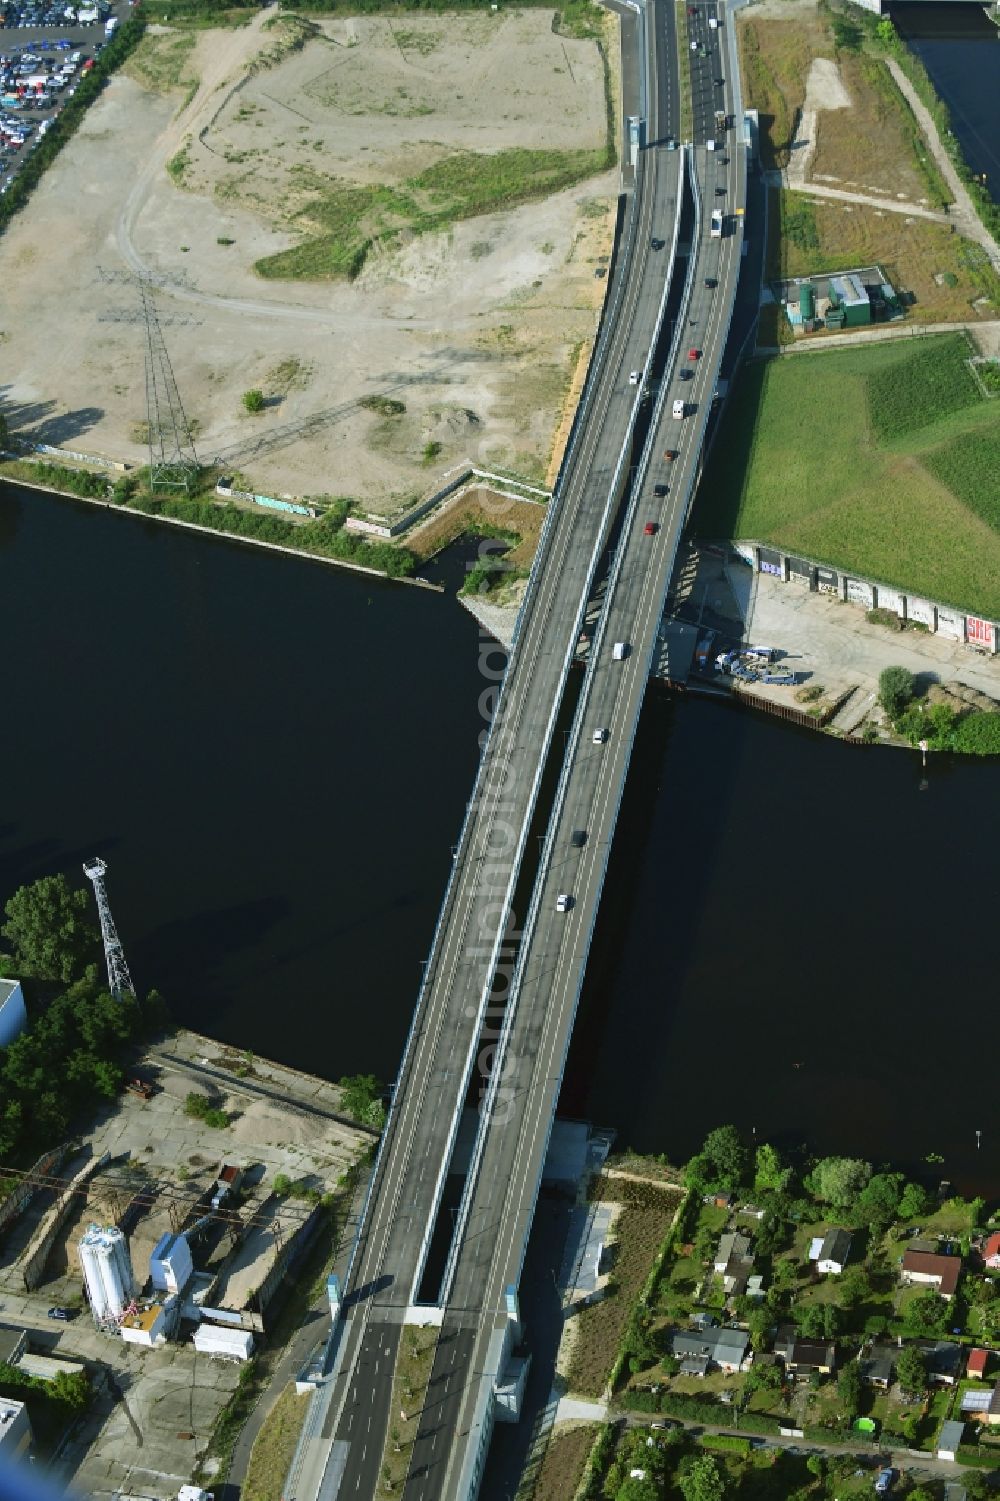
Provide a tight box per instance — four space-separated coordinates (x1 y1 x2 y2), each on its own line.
555 894 573 912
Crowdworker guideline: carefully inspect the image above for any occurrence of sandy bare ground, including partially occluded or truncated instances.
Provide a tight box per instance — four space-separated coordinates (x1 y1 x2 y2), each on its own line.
786 56 850 190
0 11 617 511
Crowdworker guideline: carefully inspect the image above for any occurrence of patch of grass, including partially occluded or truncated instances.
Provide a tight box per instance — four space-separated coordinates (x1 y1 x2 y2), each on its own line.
167 141 193 187
123 29 198 95
566 1176 682 1399
524 1424 601 1501
867 335 979 438
694 334 1000 617
771 190 1000 322
359 395 406 417
242 1384 309 1501
380 1327 438 1492
555 0 604 42
254 147 610 282
675 1 692 141
738 14 828 169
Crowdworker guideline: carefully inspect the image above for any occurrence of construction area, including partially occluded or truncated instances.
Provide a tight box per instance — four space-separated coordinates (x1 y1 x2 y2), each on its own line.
0 1030 371 1498
0 8 619 511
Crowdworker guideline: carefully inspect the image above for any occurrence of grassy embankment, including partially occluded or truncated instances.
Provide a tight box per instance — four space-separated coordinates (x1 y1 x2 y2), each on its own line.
241 1384 310 1501
738 4 1000 344
0 459 418 578
565 1174 683 1399
694 332 1000 618
255 145 614 282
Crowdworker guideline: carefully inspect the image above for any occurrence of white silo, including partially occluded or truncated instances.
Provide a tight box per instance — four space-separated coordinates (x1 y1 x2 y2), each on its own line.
79 1224 135 1323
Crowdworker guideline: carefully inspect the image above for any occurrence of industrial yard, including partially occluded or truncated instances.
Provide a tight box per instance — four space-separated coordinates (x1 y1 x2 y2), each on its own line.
0 7 618 510
0 1030 371 1499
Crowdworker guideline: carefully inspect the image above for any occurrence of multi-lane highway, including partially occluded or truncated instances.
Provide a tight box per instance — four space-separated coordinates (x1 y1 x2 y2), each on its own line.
399 23 747 1501
283 3 750 1499
287 5 690 1500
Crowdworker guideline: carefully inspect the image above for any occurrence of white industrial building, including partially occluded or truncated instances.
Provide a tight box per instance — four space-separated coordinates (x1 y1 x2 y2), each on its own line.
0 980 27 1048
0 1398 32 1458
79 1224 135 1324
150 1232 193 1295
192 1323 254 1362
121 1304 168 1349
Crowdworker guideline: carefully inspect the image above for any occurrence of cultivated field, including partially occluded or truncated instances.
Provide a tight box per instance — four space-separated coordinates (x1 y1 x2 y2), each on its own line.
0 7 617 510
695 334 1000 617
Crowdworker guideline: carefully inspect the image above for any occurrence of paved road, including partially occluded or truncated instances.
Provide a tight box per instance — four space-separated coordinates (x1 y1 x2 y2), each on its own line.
294 7 687 1501
406 11 747 1500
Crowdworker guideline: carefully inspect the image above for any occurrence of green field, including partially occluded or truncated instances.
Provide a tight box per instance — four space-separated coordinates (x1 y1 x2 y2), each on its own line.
695 334 1000 617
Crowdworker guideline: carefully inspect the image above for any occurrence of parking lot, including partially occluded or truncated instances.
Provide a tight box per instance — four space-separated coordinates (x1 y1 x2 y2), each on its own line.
0 0 128 195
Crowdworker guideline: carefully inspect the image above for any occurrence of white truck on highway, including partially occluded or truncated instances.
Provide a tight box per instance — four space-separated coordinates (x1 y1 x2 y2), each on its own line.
711 208 723 239
672 399 686 419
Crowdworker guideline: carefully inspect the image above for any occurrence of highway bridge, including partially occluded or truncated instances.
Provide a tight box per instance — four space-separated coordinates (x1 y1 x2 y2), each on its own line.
286 3 749 1498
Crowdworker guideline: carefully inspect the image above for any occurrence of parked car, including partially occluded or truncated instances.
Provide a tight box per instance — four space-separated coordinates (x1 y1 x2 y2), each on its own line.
47 1307 71 1321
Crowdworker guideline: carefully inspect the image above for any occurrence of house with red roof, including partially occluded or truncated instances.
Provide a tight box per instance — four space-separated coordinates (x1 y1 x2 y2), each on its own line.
901 1249 962 1299
968 1347 990 1380
983 1232 1000 1269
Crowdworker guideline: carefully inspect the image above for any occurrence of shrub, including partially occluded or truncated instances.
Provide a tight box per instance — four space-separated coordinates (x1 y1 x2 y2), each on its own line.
879 665 915 719
700 1434 750 1454
242 389 266 415
951 712 1000 757
184 1092 229 1129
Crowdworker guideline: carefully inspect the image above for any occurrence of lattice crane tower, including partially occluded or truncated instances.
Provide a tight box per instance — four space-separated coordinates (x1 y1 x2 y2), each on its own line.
83 858 135 1002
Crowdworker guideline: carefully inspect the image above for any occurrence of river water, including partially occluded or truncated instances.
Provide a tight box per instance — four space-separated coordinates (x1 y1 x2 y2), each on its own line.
2 484 998 1190
889 2 1000 204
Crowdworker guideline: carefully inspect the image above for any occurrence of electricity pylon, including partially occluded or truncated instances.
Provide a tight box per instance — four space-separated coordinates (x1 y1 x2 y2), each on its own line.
83 858 135 1002
140 278 199 494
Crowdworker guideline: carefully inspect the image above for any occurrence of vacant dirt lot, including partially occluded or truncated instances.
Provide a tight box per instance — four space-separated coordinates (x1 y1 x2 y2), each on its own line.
0 9 616 511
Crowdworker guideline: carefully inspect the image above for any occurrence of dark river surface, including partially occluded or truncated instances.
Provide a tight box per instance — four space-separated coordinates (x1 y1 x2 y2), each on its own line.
890 2 1000 205
2 484 999 1192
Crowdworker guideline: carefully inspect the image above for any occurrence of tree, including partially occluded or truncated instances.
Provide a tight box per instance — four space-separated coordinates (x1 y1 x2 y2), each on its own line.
242 388 265 414
339 1073 386 1129
616 1480 659 1501
701 1125 748 1189
837 1360 862 1418
895 1345 927 1394
878 666 914 719
837 1266 871 1311
1 873 99 982
902 1290 950 1338
754 1143 790 1194
679 1455 726 1501
805 1156 872 1210
795 1301 841 1340
898 1181 932 1221
855 1172 904 1230
684 1152 716 1195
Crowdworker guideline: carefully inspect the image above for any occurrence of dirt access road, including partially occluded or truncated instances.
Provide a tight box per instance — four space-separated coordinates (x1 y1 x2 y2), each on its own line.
0 9 617 510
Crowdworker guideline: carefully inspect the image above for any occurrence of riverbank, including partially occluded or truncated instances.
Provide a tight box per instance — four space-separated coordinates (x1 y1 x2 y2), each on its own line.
0 471 444 591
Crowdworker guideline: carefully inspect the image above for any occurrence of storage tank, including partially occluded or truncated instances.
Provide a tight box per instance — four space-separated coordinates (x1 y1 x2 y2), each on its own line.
79 1225 134 1323
799 283 815 321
